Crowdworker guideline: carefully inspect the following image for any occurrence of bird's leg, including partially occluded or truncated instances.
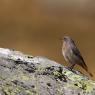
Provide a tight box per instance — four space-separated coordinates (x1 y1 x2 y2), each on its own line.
67 64 75 71
70 64 75 70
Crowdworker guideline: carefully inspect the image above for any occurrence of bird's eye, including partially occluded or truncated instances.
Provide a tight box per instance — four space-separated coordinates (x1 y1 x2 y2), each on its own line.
64 37 67 41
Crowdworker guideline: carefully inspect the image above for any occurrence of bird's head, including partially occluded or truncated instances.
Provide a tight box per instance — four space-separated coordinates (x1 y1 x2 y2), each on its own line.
60 36 72 42
60 36 75 46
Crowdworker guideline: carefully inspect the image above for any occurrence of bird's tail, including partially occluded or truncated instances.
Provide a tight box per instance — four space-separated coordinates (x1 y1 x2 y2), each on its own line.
79 62 93 77
86 68 93 77
83 66 93 77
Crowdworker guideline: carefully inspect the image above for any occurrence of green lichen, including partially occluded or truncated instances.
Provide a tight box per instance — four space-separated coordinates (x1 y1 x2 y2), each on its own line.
3 84 20 95
67 80 94 93
2 83 36 95
62 69 95 93
53 71 62 76
19 73 31 81
80 80 94 92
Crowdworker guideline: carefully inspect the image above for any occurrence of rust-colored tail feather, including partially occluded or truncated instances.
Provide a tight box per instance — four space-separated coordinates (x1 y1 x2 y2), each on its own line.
86 69 93 77
80 63 93 77
83 66 93 77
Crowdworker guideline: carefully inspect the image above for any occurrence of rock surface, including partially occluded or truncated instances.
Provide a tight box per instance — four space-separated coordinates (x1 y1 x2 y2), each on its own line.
0 48 94 95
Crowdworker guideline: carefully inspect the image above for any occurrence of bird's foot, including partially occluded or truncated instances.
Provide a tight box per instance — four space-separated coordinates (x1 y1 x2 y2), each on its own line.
65 66 73 71
65 66 77 74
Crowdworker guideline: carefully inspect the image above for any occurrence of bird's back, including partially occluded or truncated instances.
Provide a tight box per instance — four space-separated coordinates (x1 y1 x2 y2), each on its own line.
62 36 93 77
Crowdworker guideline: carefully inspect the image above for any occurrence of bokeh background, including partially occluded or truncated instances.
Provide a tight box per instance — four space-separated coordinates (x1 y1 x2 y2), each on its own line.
0 0 95 78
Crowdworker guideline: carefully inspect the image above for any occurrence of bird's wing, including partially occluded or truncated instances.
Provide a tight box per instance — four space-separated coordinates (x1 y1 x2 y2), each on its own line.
71 43 88 70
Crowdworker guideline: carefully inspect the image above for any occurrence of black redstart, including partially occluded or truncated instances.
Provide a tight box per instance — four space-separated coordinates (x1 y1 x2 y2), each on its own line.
61 36 93 77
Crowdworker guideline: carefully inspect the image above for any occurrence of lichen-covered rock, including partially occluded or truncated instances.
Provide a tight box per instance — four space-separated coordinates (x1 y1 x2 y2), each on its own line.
0 48 94 95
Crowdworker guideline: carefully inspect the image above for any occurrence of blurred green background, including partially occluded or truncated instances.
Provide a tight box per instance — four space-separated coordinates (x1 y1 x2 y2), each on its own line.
0 0 95 78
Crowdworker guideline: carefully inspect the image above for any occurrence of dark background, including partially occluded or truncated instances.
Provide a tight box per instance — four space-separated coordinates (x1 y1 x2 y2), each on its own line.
0 0 95 78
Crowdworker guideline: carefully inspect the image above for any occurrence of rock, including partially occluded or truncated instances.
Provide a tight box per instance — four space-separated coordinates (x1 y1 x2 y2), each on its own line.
0 48 94 95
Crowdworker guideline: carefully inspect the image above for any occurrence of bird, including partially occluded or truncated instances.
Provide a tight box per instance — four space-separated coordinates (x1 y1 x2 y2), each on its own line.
61 36 93 77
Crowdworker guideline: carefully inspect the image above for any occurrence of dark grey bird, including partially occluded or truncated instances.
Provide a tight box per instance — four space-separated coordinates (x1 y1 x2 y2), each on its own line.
61 36 93 77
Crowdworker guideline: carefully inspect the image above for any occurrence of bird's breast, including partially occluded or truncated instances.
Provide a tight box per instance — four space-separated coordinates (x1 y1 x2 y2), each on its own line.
62 43 74 64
